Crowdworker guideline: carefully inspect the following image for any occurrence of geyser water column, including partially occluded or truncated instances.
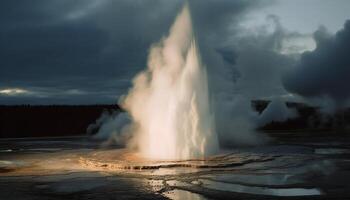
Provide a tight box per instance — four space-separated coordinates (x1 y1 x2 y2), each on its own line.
122 4 219 160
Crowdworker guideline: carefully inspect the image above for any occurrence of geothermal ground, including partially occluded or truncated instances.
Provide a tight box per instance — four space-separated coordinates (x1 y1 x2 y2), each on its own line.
1 133 350 199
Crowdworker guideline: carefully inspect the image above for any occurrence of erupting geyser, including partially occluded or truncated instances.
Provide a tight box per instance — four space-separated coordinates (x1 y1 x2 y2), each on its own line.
121 4 219 160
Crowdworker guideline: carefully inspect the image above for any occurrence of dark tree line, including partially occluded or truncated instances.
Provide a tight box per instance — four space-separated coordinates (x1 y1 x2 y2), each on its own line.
0 105 120 138
0 102 349 139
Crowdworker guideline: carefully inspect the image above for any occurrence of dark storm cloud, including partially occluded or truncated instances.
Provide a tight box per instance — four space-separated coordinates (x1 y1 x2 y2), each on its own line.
186 0 276 99
229 15 301 99
0 0 180 104
283 20 350 105
189 0 269 65
0 0 271 104
190 0 261 40
0 21 109 79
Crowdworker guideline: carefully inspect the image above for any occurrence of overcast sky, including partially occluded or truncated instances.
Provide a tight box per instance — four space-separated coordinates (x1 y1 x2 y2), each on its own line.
1 0 350 105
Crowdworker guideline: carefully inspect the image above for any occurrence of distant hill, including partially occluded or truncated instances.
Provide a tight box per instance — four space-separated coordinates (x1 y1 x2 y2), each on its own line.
0 105 121 138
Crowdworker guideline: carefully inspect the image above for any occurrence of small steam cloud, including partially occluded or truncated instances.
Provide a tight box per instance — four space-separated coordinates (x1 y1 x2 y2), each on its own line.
257 98 298 127
88 111 132 146
215 96 268 147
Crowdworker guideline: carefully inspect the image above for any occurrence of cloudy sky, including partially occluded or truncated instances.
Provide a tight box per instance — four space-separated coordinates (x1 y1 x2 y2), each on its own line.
1 0 350 105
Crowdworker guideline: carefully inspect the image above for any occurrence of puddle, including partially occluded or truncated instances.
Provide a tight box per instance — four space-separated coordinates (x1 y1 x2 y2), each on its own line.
163 189 207 200
191 180 201 185
166 180 192 187
0 160 15 166
27 148 63 152
0 149 13 153
199 179 322 196
0 160 26 168
206 174 301 186
49 179 107 193
314 148 350 155
147 167 200 176
35 172 106 182
249 145 314 155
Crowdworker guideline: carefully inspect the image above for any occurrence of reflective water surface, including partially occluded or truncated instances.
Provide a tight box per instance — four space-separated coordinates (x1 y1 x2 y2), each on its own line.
1 135 350 199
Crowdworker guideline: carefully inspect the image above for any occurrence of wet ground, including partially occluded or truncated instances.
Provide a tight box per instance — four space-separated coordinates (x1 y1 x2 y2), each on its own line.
0 134 350 199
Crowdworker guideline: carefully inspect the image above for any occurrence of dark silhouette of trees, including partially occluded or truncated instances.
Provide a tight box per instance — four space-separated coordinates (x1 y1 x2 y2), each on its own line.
0 105 120 138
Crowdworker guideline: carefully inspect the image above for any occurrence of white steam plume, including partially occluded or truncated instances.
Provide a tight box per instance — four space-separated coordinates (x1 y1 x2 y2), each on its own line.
120 4 219 160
